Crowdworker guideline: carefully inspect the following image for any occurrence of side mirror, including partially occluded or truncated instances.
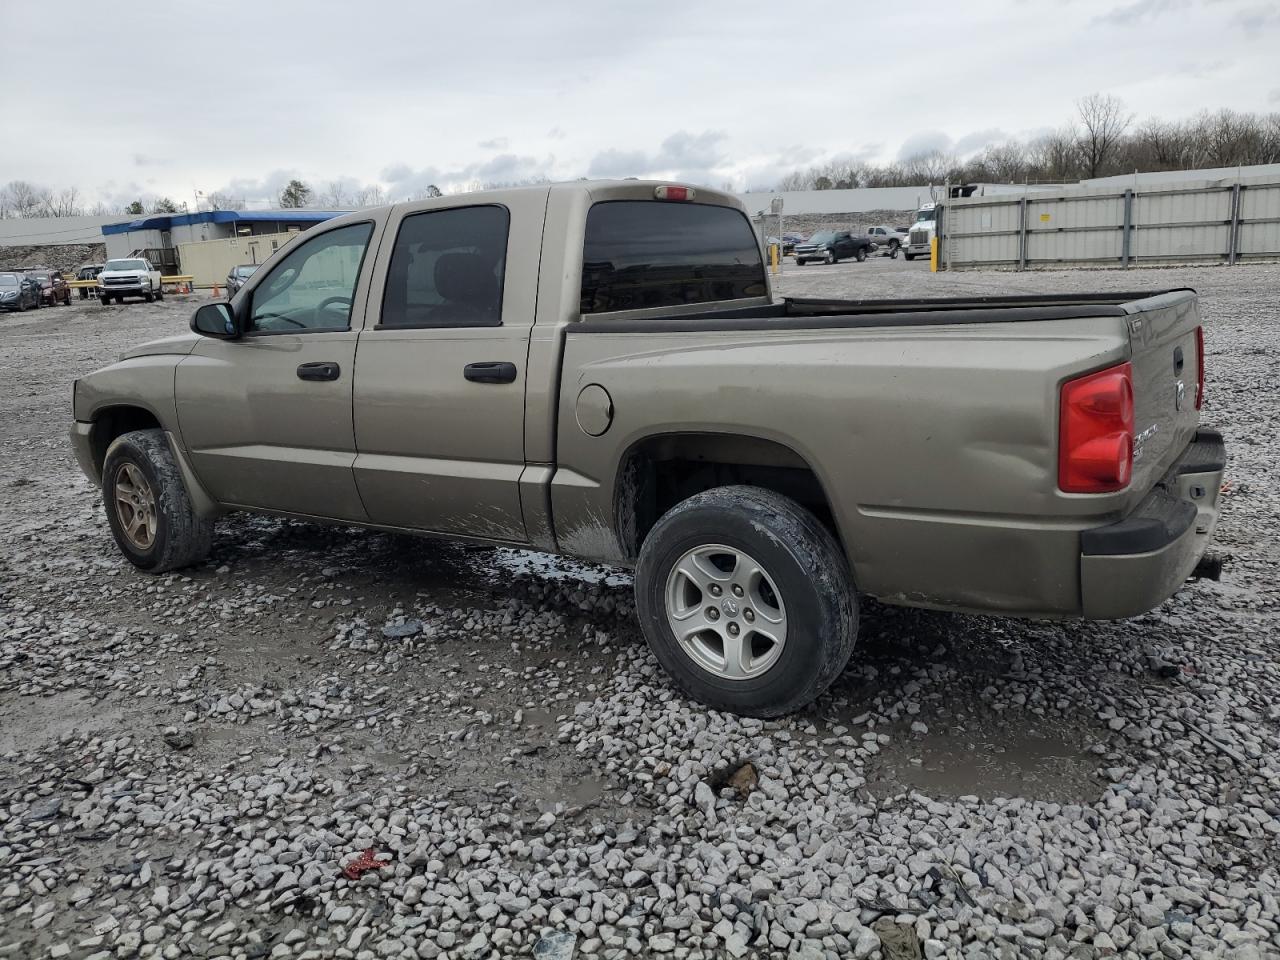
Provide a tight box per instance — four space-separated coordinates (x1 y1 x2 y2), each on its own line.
191 302 240 340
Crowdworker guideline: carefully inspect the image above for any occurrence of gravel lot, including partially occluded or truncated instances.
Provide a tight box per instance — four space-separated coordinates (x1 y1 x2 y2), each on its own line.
1 260 1277 960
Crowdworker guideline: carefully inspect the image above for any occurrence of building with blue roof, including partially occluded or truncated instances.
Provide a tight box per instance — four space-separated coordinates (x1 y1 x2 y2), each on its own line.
101 209 349 271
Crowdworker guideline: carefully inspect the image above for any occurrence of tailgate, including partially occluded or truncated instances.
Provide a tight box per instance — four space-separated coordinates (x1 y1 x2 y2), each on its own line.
1124 290 1203 498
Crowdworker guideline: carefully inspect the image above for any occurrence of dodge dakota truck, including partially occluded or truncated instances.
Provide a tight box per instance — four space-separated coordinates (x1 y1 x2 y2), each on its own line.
69 180 1225 717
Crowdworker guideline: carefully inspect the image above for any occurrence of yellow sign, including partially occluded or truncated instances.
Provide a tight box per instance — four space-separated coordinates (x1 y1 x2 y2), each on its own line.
1040 213 1051 222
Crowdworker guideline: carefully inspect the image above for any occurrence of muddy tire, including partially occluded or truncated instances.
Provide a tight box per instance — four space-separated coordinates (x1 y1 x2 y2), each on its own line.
856 247 868 262
635 485 858 717
102 429 213 573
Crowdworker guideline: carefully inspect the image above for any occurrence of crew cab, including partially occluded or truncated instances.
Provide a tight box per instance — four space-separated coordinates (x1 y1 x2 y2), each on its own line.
69 181 1225 717
794 230 874 265
98 258 164 305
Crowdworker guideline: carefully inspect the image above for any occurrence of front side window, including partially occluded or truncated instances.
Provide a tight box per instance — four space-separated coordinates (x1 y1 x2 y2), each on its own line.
247 222 372 333
580 201 766 315
380 205 509 328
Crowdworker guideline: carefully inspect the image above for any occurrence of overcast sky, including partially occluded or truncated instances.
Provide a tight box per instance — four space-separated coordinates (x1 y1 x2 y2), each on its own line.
4 0 1278 207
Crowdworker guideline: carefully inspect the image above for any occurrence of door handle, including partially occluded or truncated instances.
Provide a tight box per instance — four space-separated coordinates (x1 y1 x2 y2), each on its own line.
297 361 340 381
464 361 517 384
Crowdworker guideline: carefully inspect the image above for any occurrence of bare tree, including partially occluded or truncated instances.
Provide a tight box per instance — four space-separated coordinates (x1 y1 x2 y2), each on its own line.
0 181 51 218
1075 93 1132 178
206 191 244 211
355 184 386 207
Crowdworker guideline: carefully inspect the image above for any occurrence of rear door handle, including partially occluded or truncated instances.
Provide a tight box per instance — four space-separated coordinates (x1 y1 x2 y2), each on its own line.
297 361 340 381
464 361 517 384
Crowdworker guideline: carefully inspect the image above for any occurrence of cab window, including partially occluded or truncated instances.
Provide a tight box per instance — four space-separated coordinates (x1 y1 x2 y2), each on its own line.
247 223 373 333
380 205 509 328
580 201 766 314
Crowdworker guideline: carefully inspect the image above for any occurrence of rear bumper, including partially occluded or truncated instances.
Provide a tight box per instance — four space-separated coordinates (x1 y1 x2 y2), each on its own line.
1079 428 1225 619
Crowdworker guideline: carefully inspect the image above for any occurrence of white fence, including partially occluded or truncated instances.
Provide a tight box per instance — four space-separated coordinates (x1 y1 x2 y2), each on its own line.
943 173 1280 270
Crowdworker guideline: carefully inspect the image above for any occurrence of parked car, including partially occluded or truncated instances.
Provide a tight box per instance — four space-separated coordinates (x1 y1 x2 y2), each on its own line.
69 180 1223 718
793 230 874 265
226 263 259 296
0 271 41 311
98 258 164 305
26 268 71 306
76 263 104 300
866 225 909 257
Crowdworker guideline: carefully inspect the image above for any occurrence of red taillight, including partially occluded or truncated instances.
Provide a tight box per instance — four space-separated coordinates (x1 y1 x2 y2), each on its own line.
654 185 694 201
1058 362 1134 493
1194 325 1204 410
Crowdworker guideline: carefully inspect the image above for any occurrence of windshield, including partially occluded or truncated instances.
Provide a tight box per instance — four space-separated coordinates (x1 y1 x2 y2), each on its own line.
28 272 50 281
0 274 18 286
235 265 258 277
105 259 147 271
914 209 937 223
808 232 836 244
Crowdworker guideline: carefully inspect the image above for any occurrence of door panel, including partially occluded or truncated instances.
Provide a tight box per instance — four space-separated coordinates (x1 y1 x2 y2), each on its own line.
352 190 547 542
353 327 528 539
174 217 384 521
176 333 367 519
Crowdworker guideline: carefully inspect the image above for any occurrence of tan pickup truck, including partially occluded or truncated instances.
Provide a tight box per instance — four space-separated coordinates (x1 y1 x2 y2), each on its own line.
70 181 1225 716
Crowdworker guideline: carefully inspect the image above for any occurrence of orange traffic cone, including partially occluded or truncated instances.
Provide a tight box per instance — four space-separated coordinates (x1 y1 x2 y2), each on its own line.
211 282 221 298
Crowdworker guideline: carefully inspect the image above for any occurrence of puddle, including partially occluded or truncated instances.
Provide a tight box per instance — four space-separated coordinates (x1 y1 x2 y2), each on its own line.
867 721 1102 804
493 549 632 588
532 772 608 814
0 691 137 755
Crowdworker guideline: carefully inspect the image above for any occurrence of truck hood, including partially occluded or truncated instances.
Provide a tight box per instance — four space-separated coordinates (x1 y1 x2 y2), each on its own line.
121 333 201 360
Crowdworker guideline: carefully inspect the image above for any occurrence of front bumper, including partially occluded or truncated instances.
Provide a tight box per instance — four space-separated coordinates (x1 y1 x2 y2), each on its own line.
69 420 98 483
1079 428 1225 619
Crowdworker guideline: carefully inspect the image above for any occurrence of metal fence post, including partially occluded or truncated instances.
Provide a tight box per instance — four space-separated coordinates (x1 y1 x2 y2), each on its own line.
1121 189 1133 268
1017 196 1028 271
1228 183 1242 265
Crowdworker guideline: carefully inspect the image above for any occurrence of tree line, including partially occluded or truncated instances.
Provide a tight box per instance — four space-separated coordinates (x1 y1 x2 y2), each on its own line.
777 95 1280 191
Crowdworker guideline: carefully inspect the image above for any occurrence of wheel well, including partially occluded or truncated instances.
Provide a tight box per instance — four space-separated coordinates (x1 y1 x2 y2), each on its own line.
615 433 842 562
90 406 162 474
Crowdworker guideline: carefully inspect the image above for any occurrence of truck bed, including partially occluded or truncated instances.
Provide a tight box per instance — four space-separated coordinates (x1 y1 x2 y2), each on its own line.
576 289 1191 332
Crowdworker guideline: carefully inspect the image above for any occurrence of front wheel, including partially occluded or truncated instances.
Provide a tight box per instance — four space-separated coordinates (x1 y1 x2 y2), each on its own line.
99 294 111 305
102 429 213 572
635 486 858 717
824 251 835 265
855 247 867 262
903 251 915 261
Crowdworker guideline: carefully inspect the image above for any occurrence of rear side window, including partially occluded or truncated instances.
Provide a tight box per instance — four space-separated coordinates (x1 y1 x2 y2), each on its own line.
580 201 767 315
381 205 509 328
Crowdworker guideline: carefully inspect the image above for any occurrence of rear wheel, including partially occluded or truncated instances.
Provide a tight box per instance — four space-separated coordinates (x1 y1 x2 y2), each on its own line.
635 486 858 717
102 429 213 572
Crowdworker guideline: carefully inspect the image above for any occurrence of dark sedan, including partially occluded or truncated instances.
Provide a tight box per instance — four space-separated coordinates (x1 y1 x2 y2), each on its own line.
0 272 41 311
226 263 259 296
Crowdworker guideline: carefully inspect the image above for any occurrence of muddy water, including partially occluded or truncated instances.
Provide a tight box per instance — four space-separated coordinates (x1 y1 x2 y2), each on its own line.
867 720 1101 803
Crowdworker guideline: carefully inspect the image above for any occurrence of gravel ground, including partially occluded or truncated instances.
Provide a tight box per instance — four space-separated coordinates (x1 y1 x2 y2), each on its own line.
1 261 1277 960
